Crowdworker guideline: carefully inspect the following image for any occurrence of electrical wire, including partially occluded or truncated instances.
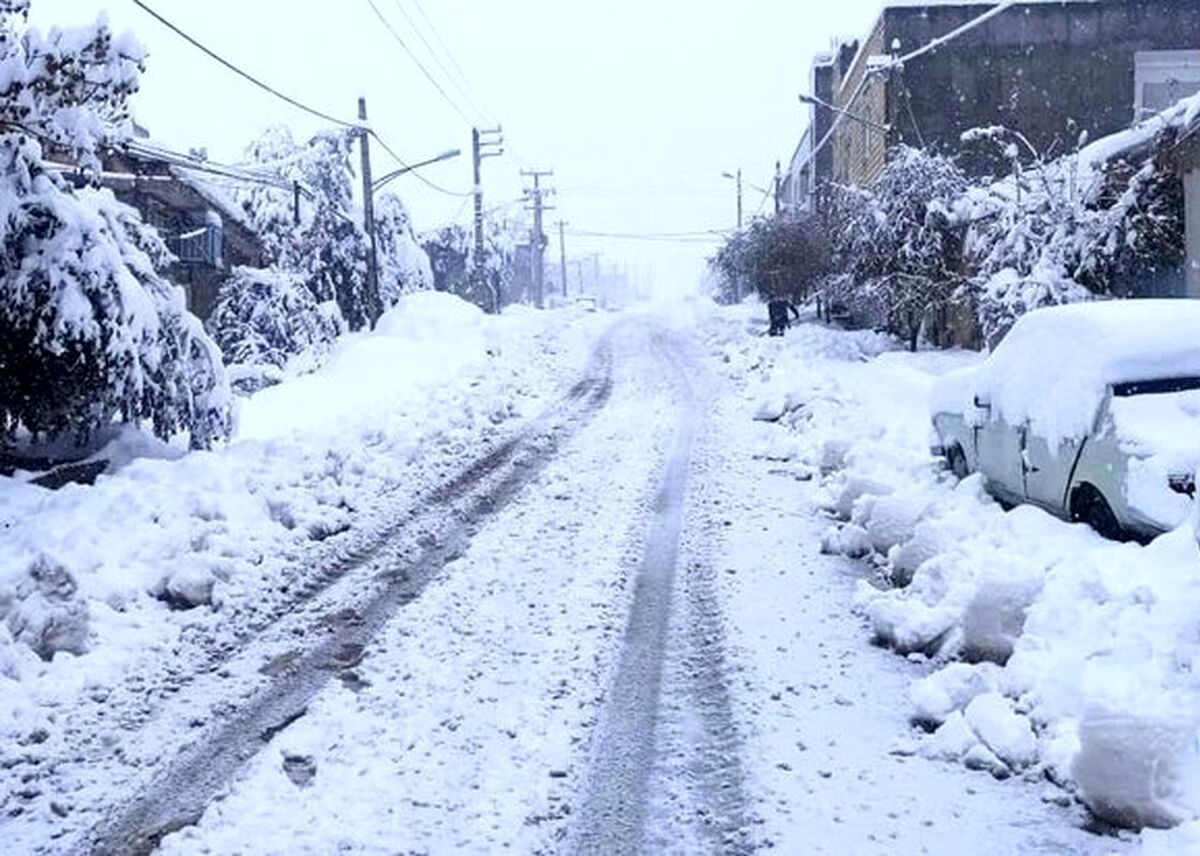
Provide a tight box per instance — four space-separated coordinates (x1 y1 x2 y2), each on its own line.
389 0 488 126
130 0 362 130
410 0 496 123
361 0 474 127
368 131 472 197
805 0 1023 168
131 0 476 199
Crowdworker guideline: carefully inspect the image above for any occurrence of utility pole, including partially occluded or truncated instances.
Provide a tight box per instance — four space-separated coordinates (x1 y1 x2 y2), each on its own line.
521 169 554 309
774 160 782 216
358 97 381 326
472 126 504 311
736 167 744 230
557 219 568 298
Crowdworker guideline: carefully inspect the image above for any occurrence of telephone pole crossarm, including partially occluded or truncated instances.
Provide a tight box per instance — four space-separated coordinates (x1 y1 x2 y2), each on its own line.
472 126 505 312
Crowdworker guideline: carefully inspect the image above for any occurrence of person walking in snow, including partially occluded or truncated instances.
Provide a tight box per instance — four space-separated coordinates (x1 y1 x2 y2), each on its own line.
767 297 800 336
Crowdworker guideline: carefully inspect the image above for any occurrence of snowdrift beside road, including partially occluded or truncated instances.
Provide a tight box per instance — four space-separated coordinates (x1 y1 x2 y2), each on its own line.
710 305 1200 846
0 294 602 746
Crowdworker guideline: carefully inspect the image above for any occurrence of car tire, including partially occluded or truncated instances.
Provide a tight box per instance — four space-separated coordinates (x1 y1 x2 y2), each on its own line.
946 445 970 480
1071 485 1124 541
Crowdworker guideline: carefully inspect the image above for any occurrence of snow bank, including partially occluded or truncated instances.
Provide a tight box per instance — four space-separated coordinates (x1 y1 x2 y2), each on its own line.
715 307 1200 838
0 296 601 745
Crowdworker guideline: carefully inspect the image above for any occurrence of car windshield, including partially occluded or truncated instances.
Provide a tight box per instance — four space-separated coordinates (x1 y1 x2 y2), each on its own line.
1112 376 1200 397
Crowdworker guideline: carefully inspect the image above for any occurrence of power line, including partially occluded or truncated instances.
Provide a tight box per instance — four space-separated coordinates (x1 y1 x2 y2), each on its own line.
389 0 488 125
410 0 496 123
565 228 727 244
878 0 1020 74
362 0 474 126
368 131 472 197
804 0 1022 171
130 0 362 130
133 0 479 207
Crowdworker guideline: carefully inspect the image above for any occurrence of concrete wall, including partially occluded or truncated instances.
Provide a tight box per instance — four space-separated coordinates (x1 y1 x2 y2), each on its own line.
882 0 1200 176
1187 169 1200 298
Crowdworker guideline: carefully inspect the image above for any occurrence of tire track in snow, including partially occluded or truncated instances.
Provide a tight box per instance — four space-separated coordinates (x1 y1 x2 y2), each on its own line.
81 336 617 856
569 331 753 854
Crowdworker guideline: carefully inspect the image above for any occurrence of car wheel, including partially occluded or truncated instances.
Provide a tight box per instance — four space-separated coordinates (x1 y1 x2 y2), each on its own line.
1071 485 1124 541
946 445 970 480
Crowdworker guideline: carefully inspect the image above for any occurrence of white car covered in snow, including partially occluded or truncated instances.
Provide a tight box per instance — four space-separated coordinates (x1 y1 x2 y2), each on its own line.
931 300 1200 540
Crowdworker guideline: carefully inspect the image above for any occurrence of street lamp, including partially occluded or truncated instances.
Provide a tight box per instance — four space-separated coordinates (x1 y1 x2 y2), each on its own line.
798 92 891 133
372 148 461 194
721 168 744 303
721 168 743 231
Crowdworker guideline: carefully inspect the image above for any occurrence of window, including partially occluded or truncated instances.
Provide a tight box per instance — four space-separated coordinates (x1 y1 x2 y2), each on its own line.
1135 50 1200 118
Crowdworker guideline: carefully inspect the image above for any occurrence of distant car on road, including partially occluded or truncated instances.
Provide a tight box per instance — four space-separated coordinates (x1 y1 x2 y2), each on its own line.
931 301 1200 540
575 295 600 312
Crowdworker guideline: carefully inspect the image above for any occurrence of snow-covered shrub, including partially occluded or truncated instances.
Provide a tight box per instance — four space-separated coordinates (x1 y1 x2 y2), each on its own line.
0 3 231 451
209 267 344 389
375 192 432 307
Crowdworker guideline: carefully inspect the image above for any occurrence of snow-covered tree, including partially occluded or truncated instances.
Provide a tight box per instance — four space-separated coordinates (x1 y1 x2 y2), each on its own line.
421 220 518 312
208 267 344 390
236 126 372 329
959 125 1184 344
375 192 432 307
0 1 232 451
709 211 831 304
849 147 968 350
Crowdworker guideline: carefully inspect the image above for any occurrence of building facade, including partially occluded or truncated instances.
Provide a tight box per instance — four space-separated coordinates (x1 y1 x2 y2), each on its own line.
101 149 265 320
785 0 1200 210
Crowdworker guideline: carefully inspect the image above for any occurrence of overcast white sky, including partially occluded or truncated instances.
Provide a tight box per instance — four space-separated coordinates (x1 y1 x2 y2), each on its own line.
40 0 890 296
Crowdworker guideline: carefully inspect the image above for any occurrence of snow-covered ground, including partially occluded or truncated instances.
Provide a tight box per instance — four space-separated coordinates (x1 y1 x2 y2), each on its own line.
0 293 608 847
714 301 1200 851
5 295 1185 853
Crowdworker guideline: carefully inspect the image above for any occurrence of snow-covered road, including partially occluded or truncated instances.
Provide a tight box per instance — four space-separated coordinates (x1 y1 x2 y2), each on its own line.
5 304 1134 854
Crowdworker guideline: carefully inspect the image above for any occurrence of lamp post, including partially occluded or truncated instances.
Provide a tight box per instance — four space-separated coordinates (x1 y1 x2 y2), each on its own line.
721 169 744 303
372 148 461 194
721 168 743 231
798 92 891 133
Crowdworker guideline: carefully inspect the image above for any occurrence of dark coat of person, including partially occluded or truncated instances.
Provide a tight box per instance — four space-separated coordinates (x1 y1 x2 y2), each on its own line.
767 299 800 336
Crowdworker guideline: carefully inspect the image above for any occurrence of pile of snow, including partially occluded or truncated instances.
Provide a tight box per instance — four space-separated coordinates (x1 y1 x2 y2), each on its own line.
0 294 602 746
713 306 1200 840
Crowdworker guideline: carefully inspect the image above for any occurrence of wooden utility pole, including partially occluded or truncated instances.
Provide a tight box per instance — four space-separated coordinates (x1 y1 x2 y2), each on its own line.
736 167 744 230
557 219 568 298
472 126 503 311
521 169 554 308
774 159 782 216
358 97 381 326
